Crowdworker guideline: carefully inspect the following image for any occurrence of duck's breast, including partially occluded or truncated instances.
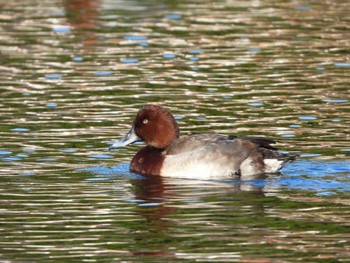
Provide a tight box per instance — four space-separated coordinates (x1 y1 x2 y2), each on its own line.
130 146 165 176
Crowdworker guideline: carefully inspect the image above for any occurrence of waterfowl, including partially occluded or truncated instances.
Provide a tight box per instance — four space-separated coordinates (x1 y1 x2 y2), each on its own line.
109 105 296 179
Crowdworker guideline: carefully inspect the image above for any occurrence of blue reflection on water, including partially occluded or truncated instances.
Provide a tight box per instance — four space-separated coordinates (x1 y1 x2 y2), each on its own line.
95 71 112 76
280 134 295 138
79 163 143 180
282 160 350 176
88 154 113 159
120 58 139 64
0 151 12 155
248 102 263 107
21 172 36 176
299 116 317 121
188 49 201 55
299 153 322 158
163 53 176 59
80 160 350 193
46 103 58 108
72 57 83 62
11 128 30 132
52 27 71 33
138 202 161 207
124 35 148 41
164 14 182 20
270 160 350 193
16 153 28 158
335 62 350 67
323 99 349 103
45 74 62 79
139 42 148 47
332 119 342 123
2 156 21 162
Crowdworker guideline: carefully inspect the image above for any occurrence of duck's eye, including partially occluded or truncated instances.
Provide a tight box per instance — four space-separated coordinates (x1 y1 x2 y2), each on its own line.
142 119 149 124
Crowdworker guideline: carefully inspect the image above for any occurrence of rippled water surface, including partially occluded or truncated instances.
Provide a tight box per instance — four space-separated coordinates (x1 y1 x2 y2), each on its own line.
1 0 350 261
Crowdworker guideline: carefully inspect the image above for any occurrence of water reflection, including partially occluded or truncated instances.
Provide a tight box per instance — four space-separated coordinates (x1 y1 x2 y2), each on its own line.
83 158 350 195
120 172 270 259
1 0 350 261
128 176 176 258
109 168 350 261
63 0 99 51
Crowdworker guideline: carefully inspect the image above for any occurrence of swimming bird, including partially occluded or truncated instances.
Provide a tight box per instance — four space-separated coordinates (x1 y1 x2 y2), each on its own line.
109 105 296 179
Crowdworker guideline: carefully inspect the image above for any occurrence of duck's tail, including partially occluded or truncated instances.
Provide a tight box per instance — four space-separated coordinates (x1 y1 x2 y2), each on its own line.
239 146 298 177
262 150 298 173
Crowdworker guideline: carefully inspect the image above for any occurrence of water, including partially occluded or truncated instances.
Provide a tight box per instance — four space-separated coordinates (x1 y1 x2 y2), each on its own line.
1 0 350 261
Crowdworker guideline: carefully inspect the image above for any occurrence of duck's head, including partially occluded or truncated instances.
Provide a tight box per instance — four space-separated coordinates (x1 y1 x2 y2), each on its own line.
110 105 179 150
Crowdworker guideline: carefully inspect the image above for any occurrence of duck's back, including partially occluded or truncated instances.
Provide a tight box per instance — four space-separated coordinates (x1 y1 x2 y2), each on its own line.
161 134 295 179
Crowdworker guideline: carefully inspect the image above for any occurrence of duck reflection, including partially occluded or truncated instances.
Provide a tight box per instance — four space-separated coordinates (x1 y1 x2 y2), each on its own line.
127 174 279 258
126 175 175 258
131 175 176 222
63 0 100 51
130 174 276 209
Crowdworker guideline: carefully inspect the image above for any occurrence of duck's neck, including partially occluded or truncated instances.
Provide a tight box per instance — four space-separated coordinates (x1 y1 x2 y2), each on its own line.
149 122 179 149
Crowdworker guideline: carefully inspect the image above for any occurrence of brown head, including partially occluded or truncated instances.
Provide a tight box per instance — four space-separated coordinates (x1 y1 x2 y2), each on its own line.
133 105 179 148
109 105 179 150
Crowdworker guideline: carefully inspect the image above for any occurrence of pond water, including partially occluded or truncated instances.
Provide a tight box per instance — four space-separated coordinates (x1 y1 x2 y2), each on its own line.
1 0 350 261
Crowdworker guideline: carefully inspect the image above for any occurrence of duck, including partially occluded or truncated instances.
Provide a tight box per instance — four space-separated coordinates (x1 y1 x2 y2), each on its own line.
109 105 297 179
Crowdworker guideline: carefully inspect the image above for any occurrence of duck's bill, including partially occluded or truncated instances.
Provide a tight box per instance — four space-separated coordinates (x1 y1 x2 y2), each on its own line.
109 126 140 150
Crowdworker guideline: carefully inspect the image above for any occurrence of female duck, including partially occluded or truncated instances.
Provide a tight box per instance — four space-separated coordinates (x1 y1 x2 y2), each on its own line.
109 105 296 179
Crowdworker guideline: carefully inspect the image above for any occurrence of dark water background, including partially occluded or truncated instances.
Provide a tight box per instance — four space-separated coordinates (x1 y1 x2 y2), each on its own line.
0 0 349 261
